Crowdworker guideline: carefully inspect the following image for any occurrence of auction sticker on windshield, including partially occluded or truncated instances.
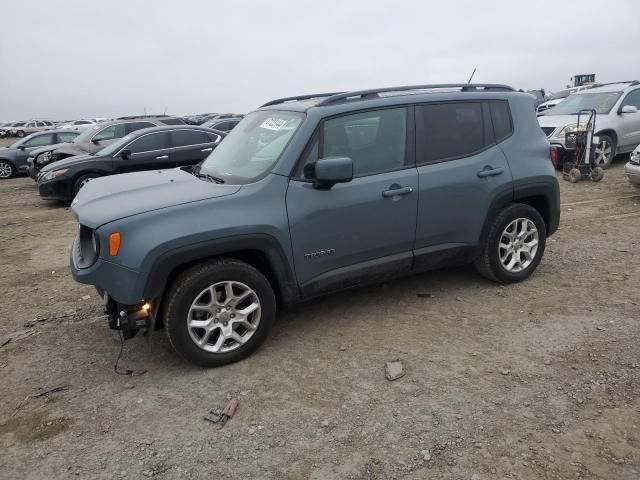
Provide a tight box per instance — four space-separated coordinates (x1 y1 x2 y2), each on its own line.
260 118 287 131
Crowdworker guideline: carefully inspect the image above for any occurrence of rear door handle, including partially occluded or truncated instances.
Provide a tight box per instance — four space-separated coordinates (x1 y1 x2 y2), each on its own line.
382 185 413 198
156 155 169 160
201 147 213 152
477 166 504 178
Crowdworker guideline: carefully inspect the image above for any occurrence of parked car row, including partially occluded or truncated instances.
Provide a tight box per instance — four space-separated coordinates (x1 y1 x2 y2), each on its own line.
182 112 244 131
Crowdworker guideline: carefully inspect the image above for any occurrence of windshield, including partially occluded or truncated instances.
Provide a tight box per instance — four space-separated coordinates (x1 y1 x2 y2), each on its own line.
199 110 304 184
548 92 621 115
96 133 135 156
72 125 102 143
549 89 571 100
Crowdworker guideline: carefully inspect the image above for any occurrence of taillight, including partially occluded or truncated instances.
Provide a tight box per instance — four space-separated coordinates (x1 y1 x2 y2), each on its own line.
550 148 558 168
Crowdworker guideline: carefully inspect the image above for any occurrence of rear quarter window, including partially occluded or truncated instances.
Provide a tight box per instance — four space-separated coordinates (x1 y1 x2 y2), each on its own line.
488 101 513 142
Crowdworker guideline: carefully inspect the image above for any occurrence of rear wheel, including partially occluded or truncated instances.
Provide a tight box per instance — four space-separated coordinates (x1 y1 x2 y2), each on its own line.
593 134 616 169
474 203 547 284
164 258 276 367
0 160 16 179
73 173 100 195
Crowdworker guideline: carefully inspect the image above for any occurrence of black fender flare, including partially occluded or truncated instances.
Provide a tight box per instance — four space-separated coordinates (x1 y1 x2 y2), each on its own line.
141 234 300 307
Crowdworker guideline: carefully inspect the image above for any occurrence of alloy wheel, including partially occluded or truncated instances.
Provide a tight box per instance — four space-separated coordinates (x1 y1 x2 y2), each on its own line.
594 139 612 167
0 162 13 179
187 281 261 353
498 218 539 273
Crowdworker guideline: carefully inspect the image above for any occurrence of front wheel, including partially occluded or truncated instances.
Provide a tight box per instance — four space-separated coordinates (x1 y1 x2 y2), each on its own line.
593 134 616 169
474 203 547 284
163 258 276 367
0 160 16 179
73 173 100 195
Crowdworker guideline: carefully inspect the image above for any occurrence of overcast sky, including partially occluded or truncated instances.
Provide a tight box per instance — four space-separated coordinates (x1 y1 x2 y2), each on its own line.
1 0 638 120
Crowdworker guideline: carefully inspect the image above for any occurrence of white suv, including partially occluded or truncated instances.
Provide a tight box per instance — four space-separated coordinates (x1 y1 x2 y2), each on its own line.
538 81 640 168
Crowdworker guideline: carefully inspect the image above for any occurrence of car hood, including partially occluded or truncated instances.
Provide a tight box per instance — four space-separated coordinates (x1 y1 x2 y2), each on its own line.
537 114 610 133
40 153 98 172
71 168 242 228
54 142 100 157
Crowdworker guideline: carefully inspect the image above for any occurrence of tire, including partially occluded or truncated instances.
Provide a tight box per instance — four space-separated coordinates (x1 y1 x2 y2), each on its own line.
0 160 16 179
593 134 616 169
474 203 547 284
590 166 604 182
568 168 581 183
16 130 25 138
163 258 276 367
73 173 100 195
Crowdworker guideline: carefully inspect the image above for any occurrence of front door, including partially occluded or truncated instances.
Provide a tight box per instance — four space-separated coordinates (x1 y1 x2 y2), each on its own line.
616 89 640 152
114 131 171 173
286 107 418 297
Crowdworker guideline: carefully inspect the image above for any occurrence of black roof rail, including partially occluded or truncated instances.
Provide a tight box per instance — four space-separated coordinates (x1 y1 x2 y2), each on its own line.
261 92 343 108
316 83 515 106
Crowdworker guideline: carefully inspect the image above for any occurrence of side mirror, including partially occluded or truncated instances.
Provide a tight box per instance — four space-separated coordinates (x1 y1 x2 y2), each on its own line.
620 105 639 114
313 156 353 189
18 145 26 150
120 149 131 160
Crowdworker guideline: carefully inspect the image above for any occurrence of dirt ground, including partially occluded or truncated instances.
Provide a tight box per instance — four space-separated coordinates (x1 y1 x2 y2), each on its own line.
0 136 639 479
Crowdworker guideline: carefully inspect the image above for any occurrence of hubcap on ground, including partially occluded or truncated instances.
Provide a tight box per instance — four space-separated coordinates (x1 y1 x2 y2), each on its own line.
0 162 12 178
499 218 539 273
187 281 261 353
594 140 612 166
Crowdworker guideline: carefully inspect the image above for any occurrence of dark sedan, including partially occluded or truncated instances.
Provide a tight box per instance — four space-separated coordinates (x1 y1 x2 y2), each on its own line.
0 130 80 179
38 126 224 201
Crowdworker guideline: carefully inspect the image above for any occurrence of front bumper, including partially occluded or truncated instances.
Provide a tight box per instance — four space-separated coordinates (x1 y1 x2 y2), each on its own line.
38 175 74 201
624 161 640 187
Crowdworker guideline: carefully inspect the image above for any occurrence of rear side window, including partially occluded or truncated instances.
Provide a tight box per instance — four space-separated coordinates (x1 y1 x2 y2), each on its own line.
92 123 126 142
58 132 79 142
416 102 487 164
488 101 513 141
128 132 170 153
125 122 155 134
160 117 185 125
171 130 210 147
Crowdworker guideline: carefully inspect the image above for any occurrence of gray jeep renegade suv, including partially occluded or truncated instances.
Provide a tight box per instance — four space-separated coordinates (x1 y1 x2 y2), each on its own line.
70 83 560 367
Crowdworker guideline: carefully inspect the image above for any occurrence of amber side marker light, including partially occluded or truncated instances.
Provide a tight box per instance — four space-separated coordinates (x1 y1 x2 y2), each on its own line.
109 233 121 256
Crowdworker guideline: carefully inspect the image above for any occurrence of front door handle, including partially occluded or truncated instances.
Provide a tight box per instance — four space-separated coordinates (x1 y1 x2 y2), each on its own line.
382 185 413 198
156 155 169 160
477 166 504 178
201 147 213 152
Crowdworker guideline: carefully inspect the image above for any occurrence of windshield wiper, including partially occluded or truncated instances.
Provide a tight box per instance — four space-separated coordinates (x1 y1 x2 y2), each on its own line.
196 172 225 184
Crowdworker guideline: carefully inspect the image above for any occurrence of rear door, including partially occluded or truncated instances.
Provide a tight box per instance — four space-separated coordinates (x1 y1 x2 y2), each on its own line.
114 131 171 173
413 101 513 267
168 129 220 168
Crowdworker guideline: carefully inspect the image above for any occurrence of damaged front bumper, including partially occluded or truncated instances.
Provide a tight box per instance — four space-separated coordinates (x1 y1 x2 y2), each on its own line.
102 292 157 339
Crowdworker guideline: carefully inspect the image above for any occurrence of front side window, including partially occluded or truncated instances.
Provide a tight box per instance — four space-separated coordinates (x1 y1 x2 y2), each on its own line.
92 124 126 142
416 102 486 164
304 107 407 178
127 132 170 153
199 110 304 184
24 133 54 147
622 89 640 109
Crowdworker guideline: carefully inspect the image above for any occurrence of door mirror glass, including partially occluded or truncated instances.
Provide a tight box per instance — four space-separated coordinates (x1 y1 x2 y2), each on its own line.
120 149 131 160
621 105 639 114
314 157 353 189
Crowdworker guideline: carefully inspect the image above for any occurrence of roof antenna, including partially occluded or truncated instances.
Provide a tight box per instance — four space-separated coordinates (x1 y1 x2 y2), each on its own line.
467 67 477 84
